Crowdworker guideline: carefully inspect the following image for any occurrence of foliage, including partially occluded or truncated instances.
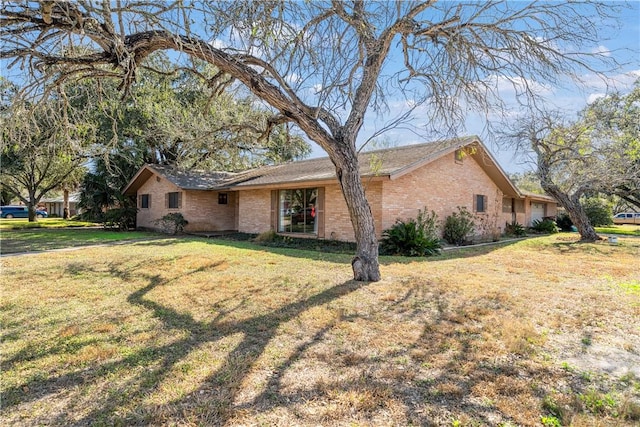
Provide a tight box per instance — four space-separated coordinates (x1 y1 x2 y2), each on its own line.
92 54 311 172
582 197 613 227
154 212 189 235
0 79 92 221
507 81 640 241
253 230 278 243
555 213 574 232
510 171 544 195
504 221 527 237
581 81 640 210
530 219 559 234
102 206 138 231
540 416 562 427
380 208 441 257
579 389 618 416
442 207 475 246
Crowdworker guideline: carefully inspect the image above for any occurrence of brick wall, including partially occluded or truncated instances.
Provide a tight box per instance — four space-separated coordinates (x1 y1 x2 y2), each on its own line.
136 174 180 230
235 153 509 242
136 173 237 232
183 190 236 231
237 189 272 234
381 152 505 238
322 181 383 241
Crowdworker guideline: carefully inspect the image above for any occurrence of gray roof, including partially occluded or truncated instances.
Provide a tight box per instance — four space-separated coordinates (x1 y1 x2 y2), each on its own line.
124 136 525 199
148 164 237 190
227 136 479 188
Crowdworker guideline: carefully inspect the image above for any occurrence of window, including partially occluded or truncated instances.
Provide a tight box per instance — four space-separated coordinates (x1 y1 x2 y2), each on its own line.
167 192 181 209
278 188 317 234
474 194 487 213
140 194 150 209
502 197 513 213
218 193 228 205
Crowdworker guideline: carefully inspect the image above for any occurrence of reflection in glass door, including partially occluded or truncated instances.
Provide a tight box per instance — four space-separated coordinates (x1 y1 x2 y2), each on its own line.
278 188 317 234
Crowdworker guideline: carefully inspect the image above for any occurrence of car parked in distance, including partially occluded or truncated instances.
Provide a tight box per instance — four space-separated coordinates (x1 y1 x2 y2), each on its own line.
0 205 49 219
613 212 640 225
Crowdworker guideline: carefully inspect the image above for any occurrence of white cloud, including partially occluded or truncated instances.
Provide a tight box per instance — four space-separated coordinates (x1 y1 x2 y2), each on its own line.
587 93 606 104
311 84 323 94
208 38 225 49
285 73 301 84
591 45 612 57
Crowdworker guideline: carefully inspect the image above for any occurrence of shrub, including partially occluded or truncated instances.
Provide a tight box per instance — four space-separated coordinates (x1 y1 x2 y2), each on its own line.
555 212 574 232
504 221 527 237
380 207 441 256
254 230 277 243
154 212 188 234
102 206 137 231
530 218 558 234
442 207 475 245
582 197 613 226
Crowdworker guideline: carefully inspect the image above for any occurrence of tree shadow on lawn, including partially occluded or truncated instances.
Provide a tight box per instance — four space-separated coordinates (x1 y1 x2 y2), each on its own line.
131 234 525 266
2 254 604 426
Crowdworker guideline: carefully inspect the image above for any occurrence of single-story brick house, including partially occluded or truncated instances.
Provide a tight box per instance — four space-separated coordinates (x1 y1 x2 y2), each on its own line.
123 136 557 241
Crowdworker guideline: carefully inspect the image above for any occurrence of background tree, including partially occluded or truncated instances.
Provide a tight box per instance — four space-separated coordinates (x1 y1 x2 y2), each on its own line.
0 1 623 280
505 83 639 242
582 197 613 227
508 171 544 195
95 54 311 171
1 85 93 222
580 81 640 210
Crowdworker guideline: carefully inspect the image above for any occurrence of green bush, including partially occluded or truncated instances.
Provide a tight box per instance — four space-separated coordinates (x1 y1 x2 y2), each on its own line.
582 197 613 226
380 207 441 256
442 207 475 245
504 221 527 237
555 213 574 232
102 206 137 230
530 218 558 234
154 212 188 234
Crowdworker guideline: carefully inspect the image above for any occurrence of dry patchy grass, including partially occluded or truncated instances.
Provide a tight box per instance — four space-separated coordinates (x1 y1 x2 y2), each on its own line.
1 234 639 426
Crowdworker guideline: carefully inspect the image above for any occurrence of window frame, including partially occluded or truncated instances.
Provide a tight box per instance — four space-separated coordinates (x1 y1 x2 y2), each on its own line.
167 191 181 209
474 194 487 213
140 194 150 209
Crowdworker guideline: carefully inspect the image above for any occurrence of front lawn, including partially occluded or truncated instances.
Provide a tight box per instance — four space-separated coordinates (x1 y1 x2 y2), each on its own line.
595 224 640 236
0 228 160 254
0 217 100 230
1 235 639 426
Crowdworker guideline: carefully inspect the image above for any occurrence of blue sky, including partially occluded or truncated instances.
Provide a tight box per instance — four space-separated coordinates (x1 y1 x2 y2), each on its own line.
328 1 640 174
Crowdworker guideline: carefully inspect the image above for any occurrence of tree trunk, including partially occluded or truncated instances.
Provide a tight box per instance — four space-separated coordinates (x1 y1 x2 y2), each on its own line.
328 144 381 282
27 190 37 222
27 204 36 222
542 187 600 241
63 189 70 219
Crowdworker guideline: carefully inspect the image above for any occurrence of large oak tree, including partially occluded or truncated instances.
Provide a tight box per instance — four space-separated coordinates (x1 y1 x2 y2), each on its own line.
1 1 622 280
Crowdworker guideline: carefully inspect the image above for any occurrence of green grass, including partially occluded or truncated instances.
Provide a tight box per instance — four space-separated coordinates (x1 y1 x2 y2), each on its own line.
0 218 100 230
595 224 640 236
1 234 639 426
0 228 160 254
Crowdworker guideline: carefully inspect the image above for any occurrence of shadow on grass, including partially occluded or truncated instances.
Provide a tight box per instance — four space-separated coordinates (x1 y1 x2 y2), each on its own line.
130 234 526 266
3 249 606 426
